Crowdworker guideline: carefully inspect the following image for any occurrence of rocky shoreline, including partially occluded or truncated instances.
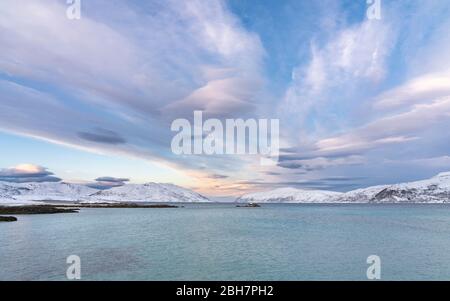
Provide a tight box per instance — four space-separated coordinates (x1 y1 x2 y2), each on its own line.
0 205 79 215
0 203 180 222
70 203 179 209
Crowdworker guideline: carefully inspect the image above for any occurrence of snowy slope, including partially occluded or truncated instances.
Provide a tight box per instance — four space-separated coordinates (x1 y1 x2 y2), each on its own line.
236 187 342 203
14 182 98 202
237 172 450 204
330 185 389 203
0 182 45 206
85 183 211 203
335 172 450 203
0 181 210 205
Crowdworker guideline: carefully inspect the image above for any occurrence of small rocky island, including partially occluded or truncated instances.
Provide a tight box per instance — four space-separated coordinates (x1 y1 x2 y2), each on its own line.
0 216 18 222
236 203 261 208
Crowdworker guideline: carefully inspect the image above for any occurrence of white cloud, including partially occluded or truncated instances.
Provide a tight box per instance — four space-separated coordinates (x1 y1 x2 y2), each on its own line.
281 17 396 138
0 0 266 177
374 72 450 109
0 0 265 118
316 97 450 154
0 163 61 183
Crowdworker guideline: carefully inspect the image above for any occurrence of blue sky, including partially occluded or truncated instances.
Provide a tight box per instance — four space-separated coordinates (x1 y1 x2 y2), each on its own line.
1 0 450 196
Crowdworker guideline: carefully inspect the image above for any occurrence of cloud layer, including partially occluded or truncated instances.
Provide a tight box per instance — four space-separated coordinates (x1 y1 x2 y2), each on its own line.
0 164 62 183
87 176 130 190
1 0 450 195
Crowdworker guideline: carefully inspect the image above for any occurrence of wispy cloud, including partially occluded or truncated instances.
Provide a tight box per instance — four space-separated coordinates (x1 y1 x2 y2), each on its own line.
0 0 266 187
1 0 450 195
78 129 127 145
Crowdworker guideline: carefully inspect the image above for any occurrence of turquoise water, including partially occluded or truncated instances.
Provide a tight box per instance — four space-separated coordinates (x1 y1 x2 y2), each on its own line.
1 204 450 280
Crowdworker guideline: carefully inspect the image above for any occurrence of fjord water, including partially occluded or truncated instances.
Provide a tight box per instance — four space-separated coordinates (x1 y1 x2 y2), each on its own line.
1 204 450 280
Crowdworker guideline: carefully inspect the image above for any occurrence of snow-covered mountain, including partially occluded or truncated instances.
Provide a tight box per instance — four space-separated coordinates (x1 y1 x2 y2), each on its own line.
0 181 97 205
17 182 98 202
333 172 450 203
236 172 450 204
3 172 450 206
0 181 210 205
236 187 343 203
0 182 38 205
87 183 210 203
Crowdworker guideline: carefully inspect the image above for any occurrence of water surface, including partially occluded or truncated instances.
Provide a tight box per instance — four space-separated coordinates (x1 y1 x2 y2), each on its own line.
1 203 450 280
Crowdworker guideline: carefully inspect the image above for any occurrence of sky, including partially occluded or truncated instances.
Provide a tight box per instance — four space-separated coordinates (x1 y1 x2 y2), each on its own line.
1 0 450 197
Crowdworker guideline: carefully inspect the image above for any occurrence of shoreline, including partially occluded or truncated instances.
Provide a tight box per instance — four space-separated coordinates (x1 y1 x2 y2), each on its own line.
0 203 180 220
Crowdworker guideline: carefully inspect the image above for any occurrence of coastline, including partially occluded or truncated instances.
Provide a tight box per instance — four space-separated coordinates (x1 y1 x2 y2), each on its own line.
0 203 181 221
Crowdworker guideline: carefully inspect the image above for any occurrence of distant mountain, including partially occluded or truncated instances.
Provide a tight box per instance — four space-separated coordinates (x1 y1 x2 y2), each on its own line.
236 187 342 203
88 183 211 203
0 182 32 205
236 172 450 204
3 172 450 206
333 172 450 203
0 181 210 205
0 182 97 205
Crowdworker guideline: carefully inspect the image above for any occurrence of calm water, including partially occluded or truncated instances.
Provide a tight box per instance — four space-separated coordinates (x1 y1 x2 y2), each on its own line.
1 203 450 280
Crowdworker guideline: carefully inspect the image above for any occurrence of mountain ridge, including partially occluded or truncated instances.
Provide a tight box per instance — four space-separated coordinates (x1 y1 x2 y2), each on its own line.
237 172 450 204
0 181 211 205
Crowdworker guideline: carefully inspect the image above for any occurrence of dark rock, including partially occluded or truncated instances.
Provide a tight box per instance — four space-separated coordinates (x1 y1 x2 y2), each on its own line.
0 216 18 222
0 205 79 215
0 203 179 216
373 188 418 202
73 203 179 208
236 203 261 208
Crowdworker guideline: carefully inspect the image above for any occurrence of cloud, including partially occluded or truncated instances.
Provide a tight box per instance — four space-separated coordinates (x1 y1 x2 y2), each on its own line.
275 0 450 181
1 0 450 195
316 97 450 154
0 164 61 183
95 177 130 183
277 162 308 170
264 171 281 176
0 0 265 117
280 16 396 134
78 129 127 145
87 176 130 190
0 0 266 178
237 179 359 191
373 72 450 109
206 174 229 179
277 155 365 171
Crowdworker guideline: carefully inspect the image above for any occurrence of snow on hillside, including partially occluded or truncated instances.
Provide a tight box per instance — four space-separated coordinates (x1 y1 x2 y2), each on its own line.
335 172 450 203
330 185 389 203
0 181 210 205
237 172 450 204
0 182 40 205
87 183 211 203
236 187 342 203
2 171 450 206
14 182 98 202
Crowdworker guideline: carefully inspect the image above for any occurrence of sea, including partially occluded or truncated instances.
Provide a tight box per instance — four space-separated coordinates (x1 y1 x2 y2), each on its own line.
1 203 450 280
